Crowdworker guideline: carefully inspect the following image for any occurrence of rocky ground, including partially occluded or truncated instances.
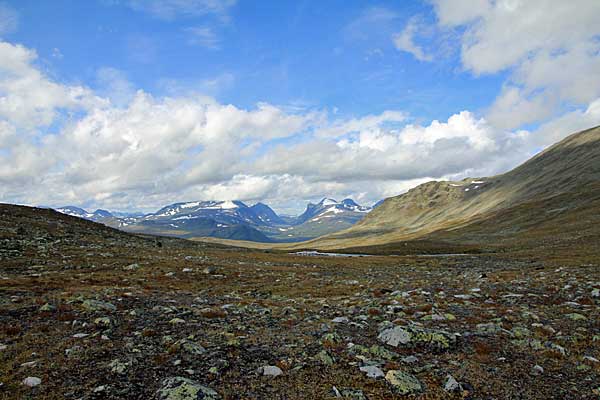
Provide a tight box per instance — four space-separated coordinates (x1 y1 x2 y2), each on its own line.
1 204 600 399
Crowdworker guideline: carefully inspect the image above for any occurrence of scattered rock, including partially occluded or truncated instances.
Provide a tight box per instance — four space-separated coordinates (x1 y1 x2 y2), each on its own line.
476 322 502 335
261 365 283 377
124 263 140 271
156 377 220 400
109 359 129 374
22 377 41 387
531 365 544 375
385 370 422 395
444 374 461 391
82 299 116 312
203 266 217 275
332 316 349 323
332 386 367 399
359 365 384 378
39 303 55 312
378 326 411 347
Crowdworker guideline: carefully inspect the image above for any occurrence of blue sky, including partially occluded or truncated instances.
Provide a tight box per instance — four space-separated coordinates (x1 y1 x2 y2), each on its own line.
0 0 599 214
6 1 502 121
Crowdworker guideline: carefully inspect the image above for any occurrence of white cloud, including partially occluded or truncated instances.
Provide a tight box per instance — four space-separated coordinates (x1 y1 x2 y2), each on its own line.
126 0 236 21
96 67 136 107
0 42 105 129
430 0 600 129
393 18 433 62
185 26 220 49
1 36 599 214
315 110 406 138
0 2 18 36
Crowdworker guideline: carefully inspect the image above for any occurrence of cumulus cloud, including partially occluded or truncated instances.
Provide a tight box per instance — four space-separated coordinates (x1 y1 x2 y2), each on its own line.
0 42 105 129
1 33 599 213
430 0 600 129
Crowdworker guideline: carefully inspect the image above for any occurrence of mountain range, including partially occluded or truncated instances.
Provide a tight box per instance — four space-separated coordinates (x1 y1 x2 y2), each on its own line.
54 198 375 243
53 124 600 256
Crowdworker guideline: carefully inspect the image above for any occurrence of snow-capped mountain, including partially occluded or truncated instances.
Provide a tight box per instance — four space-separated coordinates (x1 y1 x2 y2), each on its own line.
55 206 115 222
53 198 372 243
295 198 372 225
144 200 278 227
250 202 287 225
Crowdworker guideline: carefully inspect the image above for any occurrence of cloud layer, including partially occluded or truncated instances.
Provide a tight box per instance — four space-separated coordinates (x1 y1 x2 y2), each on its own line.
2 1 600 213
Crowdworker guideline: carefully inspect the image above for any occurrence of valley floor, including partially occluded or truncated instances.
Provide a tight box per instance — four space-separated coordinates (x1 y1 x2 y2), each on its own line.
1 205 599 399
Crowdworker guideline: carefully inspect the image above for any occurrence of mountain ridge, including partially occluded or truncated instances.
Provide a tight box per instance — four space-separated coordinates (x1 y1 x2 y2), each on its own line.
300 124 600 252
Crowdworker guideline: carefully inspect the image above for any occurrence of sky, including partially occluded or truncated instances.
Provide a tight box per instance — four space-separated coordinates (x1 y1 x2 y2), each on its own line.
1 0 600 215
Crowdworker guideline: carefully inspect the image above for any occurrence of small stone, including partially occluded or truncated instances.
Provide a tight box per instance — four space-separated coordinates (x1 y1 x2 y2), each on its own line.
262 365 283 377
476 322 502 335
332 316 349 323
444 374 461 391
65 346 83 357
124 263 140 271
109 359 128 374
72 333 89 338
22 377 41 387
182 268 193 273
592 288 600 298
359 365 384 378
203 266 217 274
531 364 544 375
316 350 335 365
20 361 37 368
39 303 55 312
169 318 186 324
94 317 112 326
180 340 206 355
401 355 418 364
385 370 422 395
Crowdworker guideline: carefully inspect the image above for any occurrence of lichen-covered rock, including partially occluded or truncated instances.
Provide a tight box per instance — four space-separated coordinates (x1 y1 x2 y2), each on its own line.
156 377 220 400
109 359 129 374
82 299 116 312
176 340 206 356
369 345 399 360
316 350 335 365
378 325 456 350
332 387 367 399
39 303 55 312
476 322 502 335
385 370 422 395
